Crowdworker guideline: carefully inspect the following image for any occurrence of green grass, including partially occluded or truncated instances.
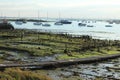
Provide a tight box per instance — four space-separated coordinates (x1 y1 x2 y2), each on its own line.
0 29 120 59
58 48 120 60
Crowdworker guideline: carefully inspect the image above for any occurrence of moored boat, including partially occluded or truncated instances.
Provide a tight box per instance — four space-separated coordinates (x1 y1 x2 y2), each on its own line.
15 21 23 25
87 25 94 27
78 23 86 26
60 20 72 24
42 23 51 27
105 25 112 27
109 22 113 24
54 22 63 25
33 22 42 25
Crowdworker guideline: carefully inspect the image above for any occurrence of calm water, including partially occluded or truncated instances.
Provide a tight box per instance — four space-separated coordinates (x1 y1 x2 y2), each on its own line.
10 21 120 40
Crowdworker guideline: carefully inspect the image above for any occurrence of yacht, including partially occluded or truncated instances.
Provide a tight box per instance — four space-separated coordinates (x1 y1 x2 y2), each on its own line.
78 23 86 26
54 12 63 25
15 12 23 25
60 20 72 24
33 22 42 25
42 23 51 27
108 22 113 24
22 19 27 23
87 25 94 27
15 21 23 25
105 25 112 27
54 22 63 25
42 12 51 27
33 11 42 25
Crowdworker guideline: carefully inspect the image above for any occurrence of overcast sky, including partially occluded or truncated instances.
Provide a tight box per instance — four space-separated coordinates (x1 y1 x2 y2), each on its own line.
0 0 120 19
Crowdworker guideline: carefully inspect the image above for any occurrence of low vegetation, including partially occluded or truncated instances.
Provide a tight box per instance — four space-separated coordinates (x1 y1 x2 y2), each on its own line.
0 29 120 61
0 68 52 80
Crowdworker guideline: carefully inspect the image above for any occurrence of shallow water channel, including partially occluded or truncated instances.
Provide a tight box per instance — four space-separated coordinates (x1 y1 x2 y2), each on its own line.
0 48 60 63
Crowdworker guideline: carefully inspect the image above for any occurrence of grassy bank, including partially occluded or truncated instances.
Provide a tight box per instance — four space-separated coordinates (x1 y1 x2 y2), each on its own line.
0 29 120 61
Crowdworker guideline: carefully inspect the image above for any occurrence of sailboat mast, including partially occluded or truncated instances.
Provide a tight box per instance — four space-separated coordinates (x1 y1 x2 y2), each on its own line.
59 12 61 20
38 10 40 20
18 11 20 19
1 12 3 18
47 12 48 21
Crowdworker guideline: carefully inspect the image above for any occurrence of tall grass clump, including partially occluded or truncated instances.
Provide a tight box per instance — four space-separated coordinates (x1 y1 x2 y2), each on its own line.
0 68 52 80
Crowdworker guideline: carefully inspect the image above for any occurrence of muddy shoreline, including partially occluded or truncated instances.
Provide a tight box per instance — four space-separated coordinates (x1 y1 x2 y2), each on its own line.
0 53 120 70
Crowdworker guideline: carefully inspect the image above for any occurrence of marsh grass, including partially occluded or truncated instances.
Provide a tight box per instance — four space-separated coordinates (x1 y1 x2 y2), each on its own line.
0 29 120 60
0 68 52 80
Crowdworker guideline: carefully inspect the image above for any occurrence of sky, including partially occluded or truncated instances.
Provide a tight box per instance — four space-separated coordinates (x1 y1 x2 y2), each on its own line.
0 0 120 19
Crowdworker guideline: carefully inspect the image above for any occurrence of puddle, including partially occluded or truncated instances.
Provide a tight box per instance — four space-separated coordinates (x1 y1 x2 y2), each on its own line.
0 49 62 63
21 54 62 63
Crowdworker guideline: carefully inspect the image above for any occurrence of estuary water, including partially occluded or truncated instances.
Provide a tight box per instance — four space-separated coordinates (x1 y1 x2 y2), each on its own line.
10 21 120 40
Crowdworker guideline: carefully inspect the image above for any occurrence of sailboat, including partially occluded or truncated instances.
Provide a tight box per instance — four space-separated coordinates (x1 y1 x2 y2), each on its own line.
33 21 42 25
33 11 42 25
42 12 51 27
59 20 72 24
54 12 63 25
105 25 112 27
15 12 23 25
87 25 94 27
54 22 63 25
15 21 23 25
78 23 86 26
